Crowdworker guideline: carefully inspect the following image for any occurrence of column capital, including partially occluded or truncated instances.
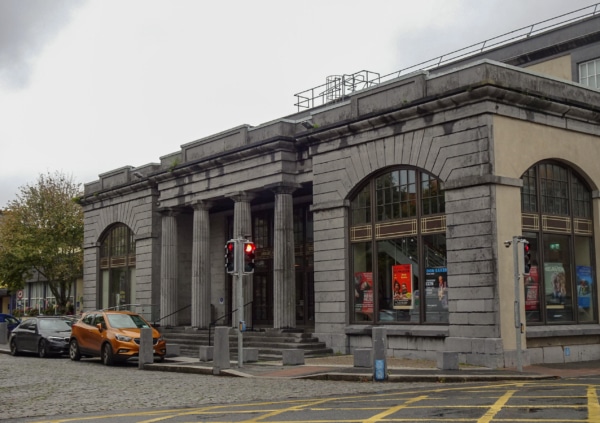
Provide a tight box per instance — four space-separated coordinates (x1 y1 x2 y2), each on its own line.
159 207 181 217
268 182 301 196
191 200 212 211
227 191 256 203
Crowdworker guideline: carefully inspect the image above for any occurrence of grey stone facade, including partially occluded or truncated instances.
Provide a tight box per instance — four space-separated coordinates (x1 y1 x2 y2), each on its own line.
81 15 600 368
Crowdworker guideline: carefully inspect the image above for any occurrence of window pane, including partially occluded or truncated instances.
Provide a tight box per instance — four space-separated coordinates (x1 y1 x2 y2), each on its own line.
543 234 573 322
352 243 373 322
521 167 537 213
377 237 418 323
579 59 600 88
421 174 445 215
253 214 271 248
574 237 595 323
540 164 569 216
351 185 371 225
572 175 591 218
424 234 448 323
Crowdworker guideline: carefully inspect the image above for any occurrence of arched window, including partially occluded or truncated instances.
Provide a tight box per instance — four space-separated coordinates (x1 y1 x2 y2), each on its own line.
99 224 136 310
350 167 447 324
521 162 596 324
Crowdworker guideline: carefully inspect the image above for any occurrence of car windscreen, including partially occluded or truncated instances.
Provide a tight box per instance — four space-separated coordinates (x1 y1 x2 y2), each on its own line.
107 314 150 329
38 319 73 331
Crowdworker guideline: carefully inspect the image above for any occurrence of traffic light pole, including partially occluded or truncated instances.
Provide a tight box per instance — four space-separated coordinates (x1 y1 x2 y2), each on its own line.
225 237 255 368
508 236 528 373
236 237 244 368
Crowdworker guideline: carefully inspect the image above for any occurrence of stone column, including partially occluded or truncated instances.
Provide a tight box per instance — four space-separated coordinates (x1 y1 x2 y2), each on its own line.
160 209 178 327
273 185 296 329
229 192 255 328
191 201 212 328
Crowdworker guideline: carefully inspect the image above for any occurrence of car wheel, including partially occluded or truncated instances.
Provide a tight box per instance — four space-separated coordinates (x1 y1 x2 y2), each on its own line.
38 339 48 358
69 339 81 361
9 338 19 356
102 343 114 366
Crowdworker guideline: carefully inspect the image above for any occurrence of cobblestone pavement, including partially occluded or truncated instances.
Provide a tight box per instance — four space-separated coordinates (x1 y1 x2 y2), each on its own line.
0 354 429 421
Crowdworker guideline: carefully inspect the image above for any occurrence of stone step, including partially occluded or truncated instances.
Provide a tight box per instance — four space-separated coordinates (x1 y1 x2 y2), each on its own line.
160 327 333 359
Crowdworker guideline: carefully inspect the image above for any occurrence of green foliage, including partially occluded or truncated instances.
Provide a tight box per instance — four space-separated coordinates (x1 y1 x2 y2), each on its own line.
0 171 84 308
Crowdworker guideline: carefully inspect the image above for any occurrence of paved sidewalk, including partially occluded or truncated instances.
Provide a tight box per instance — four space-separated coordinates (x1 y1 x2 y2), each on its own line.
3 341 599 382
141 354 587 383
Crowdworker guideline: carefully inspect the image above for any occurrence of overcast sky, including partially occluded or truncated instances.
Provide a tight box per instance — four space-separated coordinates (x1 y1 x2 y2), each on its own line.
0 0 597 208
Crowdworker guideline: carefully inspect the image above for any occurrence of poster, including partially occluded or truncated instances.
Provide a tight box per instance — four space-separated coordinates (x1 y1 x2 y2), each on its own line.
392 264 413 309
525 265 540 311
425 267 448 310
354 272 373 314
576 265 592 309
544 262 566 308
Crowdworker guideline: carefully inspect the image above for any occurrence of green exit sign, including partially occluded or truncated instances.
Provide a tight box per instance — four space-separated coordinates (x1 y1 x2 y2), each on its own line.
550 243 560 251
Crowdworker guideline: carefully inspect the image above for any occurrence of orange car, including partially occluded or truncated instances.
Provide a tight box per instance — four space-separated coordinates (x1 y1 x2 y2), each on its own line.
69 310 166 365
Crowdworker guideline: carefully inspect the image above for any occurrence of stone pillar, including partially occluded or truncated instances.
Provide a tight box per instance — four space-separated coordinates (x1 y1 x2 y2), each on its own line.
229 192 255 328
160 209 178 327
191 201 212 328
273 185 296 329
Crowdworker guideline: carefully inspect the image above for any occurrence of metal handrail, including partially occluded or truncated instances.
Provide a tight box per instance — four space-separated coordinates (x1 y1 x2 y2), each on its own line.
294 3 600 111
208 300 253 346
153 304 191 327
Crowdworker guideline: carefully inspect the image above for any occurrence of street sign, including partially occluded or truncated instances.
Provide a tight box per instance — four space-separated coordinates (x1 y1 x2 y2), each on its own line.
17 290 23 299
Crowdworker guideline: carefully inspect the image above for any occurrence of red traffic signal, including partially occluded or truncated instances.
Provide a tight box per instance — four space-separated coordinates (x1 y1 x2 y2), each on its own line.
243 241 256 274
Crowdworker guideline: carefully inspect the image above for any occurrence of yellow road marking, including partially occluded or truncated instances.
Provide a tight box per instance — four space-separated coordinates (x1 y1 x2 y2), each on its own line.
239 397 339 422
362 395 428 423
477 390 516 423
588 385 600 423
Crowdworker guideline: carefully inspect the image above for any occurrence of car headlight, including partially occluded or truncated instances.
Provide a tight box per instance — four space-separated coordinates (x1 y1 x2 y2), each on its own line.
48 336 64 342
115 334 133 342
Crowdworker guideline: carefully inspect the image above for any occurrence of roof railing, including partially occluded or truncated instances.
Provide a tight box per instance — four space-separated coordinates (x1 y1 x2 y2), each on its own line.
294 3 600 111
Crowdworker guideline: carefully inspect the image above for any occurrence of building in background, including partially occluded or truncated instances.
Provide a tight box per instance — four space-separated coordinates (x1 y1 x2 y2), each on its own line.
80 7 600 368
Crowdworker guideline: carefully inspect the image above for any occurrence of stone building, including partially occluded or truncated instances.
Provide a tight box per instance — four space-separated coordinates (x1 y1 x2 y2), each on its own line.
80 9 600 367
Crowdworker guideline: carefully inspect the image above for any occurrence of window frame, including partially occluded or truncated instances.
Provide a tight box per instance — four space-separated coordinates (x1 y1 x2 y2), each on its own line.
98 224 136 310
521 161 596 325
579 58 600 89
349 166 447 325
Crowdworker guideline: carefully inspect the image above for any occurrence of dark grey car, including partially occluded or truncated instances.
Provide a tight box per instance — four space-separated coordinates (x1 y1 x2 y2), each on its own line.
9 316 72 358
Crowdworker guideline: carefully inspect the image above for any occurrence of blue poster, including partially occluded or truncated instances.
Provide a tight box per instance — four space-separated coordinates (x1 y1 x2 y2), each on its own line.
576 265 593 309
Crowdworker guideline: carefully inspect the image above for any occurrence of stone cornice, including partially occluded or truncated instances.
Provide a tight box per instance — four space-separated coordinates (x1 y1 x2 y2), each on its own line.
295 61 600 146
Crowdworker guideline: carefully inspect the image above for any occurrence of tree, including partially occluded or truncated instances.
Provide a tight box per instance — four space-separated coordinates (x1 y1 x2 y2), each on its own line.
0 172 83 309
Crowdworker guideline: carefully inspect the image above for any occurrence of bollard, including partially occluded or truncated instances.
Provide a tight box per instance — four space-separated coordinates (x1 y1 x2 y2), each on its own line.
199 345 214 362
138 327 154 369
213 327 230 374
372 327 387 381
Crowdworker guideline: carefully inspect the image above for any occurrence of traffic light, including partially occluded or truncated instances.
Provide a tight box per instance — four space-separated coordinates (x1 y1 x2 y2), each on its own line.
243 241 256 274
225 241 236 274
523 242 531 274
519 239 531 275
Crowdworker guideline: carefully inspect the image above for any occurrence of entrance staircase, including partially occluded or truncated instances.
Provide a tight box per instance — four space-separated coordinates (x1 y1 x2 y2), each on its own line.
159 327 333 360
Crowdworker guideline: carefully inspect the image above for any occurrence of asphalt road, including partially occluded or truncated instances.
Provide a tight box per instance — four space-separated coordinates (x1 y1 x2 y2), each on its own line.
3 353 600 423
0 352 424 422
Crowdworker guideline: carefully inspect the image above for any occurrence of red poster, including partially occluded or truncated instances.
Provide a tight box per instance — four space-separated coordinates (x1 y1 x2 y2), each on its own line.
392 264 413 309
354 272 373 314
525 265 539 311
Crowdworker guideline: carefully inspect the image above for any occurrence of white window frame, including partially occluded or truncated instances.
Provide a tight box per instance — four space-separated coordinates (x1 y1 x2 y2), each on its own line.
579 58 600 89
